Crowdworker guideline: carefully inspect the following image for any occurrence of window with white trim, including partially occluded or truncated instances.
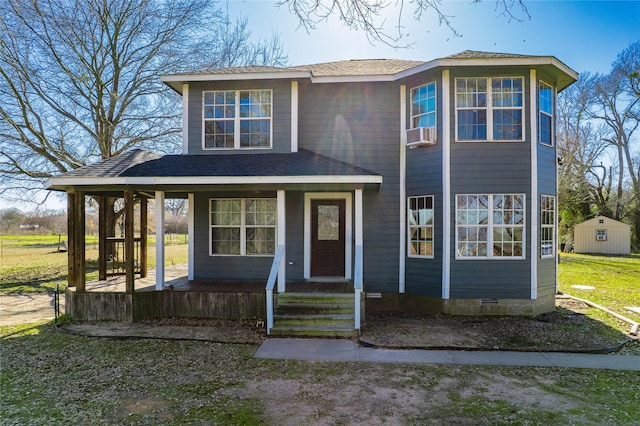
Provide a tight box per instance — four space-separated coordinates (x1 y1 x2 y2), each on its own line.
539 81 554 146
456 194 525 259
541 195 555 258
210 198 276 255
408 195 434 258
455 77 524 141
596 229 607 241
203 90 272 149
410 82 437 128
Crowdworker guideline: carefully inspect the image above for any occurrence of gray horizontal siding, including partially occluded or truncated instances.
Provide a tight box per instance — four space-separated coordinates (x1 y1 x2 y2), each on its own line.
406 147 443 297
538 143 557 195
537 141 557 298
537 257 557 299
447 68 533 298
187 80 292 155
283 191 305 280
402 74 445 297
449 261 531 298
298 81 402 292
193 191 276 281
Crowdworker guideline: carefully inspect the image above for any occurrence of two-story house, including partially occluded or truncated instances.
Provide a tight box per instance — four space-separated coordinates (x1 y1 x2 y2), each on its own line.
46 50 578 336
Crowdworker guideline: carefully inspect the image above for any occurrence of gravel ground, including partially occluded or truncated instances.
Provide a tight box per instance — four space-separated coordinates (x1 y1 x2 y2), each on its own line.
2 290 637 354
48 296 640 355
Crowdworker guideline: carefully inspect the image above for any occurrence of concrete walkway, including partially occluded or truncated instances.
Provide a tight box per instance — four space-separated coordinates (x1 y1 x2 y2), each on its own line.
0 265 188 326
254 338 640 371
0 293 62 326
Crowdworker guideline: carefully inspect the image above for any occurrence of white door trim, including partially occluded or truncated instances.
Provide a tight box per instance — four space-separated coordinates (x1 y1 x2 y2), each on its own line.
304 192 353 280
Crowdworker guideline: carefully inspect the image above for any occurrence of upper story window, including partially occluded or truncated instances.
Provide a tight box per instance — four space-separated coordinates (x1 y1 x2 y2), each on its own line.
203 90 272 150
455 77 524 142
539 81 554 146
410 82 437 128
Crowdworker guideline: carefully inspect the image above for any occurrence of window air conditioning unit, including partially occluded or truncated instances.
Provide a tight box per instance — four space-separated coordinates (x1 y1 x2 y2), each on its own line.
406 127 437 147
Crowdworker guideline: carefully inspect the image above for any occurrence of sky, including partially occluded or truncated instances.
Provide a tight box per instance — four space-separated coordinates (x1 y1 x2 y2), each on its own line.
227 0 639 74
2 0 639 212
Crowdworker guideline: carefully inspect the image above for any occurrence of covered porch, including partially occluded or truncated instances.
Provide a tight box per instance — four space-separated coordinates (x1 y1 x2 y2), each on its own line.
46 149 382 335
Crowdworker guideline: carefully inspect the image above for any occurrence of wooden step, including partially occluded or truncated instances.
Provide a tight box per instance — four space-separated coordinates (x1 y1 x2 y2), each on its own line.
273 313 354 327
271 292 358 337
269 325 358 338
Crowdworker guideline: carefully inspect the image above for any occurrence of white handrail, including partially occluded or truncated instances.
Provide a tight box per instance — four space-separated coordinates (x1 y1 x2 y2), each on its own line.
354 245 363 330
265 244 285 335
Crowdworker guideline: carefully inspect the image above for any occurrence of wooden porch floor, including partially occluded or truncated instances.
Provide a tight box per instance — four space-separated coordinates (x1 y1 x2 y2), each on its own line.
84 265 353 293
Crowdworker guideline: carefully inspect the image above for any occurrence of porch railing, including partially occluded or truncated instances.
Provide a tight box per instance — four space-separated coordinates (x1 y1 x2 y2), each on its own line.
105 237 141 276
354 244 363 330
265 244 285 335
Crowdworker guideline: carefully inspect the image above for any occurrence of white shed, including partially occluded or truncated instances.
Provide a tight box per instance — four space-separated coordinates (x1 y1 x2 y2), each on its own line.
574 216 631 255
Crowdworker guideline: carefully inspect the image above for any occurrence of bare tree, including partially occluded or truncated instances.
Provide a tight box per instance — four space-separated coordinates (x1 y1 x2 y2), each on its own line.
0 0 287 233
588 57 640 221
278 0 530 47
557 41 640 250
557 74 611 242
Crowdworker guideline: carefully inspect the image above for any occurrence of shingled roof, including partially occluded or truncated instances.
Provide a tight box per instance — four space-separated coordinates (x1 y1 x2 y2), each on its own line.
45 149 382 191
62 149 162 177
291 59 426 77
162 50 577 93
444 50 536 59
120 149 379 178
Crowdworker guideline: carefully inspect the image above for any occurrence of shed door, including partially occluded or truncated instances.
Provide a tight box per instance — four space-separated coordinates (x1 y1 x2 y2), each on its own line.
311 199 345 277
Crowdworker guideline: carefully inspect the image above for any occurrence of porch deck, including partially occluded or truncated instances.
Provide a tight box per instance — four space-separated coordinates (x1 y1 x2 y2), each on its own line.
68 265 355 322
83 265 354 294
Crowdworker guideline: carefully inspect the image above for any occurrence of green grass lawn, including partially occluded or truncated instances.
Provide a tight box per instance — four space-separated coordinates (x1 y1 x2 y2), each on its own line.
0 234 187 293
1 246 639 424
558 253 640 324
1 320 639 425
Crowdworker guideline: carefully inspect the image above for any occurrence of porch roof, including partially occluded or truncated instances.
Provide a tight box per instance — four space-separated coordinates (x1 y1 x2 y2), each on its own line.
45 149 383 192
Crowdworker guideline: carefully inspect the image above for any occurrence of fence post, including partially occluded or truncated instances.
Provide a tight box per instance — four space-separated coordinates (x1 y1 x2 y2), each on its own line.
54 283 59 318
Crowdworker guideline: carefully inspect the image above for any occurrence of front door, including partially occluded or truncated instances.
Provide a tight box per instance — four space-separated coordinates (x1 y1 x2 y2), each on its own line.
311 199 346 277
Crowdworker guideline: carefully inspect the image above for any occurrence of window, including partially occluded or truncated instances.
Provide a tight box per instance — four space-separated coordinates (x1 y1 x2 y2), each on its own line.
541 195 555 258
410 82 436 128
203 90 272 149
210 198 276 255
456 194 525 259
539 81 554 145
408 196 434 258
596 229 607 241
456 77 524 142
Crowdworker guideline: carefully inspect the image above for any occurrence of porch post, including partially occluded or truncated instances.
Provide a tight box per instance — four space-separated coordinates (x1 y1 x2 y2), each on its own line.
98 196 107 281
140 197 148 278
277 190 286 292
354 189 363 330
67 192 75 287
187 193 194 280
124 190 135 293
68 191 86 291
355 189 363 263
155 191 165 290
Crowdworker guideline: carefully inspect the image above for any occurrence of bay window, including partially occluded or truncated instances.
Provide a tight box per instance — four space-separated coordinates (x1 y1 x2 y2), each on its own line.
210 198 276 256
410 82 437 128
540 195 555 258
203 90 272 149
539 81 554 145
456 194 525 259
456 77 524 142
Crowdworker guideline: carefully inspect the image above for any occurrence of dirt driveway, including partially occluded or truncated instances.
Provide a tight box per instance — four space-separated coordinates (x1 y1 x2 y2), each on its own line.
0 293 63 326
